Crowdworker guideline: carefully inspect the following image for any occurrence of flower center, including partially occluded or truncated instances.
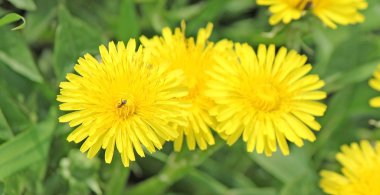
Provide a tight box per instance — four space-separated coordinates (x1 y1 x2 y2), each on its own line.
187 85 200 99
116 98 136 119
249 83 280 112
181 81 204 103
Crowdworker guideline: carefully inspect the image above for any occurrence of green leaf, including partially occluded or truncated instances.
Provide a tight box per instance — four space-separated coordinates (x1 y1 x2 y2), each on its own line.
60 150 101 195
0 181 3 194
327 36 378 74
0 85 31 133
188 169 228 194
2 161 49 194
324 61 379 93
65 0 119 34
0 109 56 179
230 173 257 188
313 87 354 154
53 5 103 81
115 0 140 41
226 188 277 195
127 142 224 194
167 2 205 21
127 164 193 195
0 28 43 83
349 81 380 116
0 108 13 141
360 0 380 32
250 147 312 183
314 29 379 78
139 0 168 33
0 13 25 30
200 146 258 189
310 27 335 75
187 0 226 33
104 156 130 195
6 0 36 11
280 173 320 195
219 14 285 45
23 0 58 42
224 0 256 14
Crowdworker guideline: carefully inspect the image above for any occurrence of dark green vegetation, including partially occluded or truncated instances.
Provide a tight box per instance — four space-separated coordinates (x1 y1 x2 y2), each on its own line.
1 0 380 194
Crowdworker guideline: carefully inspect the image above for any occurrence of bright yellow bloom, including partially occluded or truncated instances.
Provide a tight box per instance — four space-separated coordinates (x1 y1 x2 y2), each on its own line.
57 40 189 167
141 22 233 151
320 140 380 195
256 0 310 25
257 0 367 29
205 43 327 156
369 64 380 107
312 0 368 29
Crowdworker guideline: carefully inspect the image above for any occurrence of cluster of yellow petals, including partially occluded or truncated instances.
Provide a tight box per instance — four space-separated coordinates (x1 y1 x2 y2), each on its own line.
313 0 368 29
57 40 189 167
141 22 233 151
205 43 327 156
320 140 380 195
58 22 329 167
256 0 310 25
257 0 368 29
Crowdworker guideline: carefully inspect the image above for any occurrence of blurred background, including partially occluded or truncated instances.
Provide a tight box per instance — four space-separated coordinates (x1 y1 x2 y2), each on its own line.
1 0 380 194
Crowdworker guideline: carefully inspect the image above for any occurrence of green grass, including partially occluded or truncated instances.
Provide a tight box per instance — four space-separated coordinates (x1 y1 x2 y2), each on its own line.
1 0 380 194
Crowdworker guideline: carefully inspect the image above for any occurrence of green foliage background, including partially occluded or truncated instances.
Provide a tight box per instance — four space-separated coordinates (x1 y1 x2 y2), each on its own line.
1 0 380 194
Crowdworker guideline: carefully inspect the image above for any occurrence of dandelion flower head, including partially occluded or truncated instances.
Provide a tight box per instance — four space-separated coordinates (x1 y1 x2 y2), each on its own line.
206 43 327 156
257 0 368 29
256 0 310 25
57 39 189 167
312 0 368 29
320 140 380 195
141 22 233 151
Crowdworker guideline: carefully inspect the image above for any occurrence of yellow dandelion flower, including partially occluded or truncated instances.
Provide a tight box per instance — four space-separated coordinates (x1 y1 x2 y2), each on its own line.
312 0 368 29
256 0 310 25
141 22 233 151
369 64 380 107
57 39 189 167
205 43 327 156
257 0 367 29
320 140 380 195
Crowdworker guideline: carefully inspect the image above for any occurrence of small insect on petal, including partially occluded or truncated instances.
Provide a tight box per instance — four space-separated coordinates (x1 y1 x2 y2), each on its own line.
118 99 127 108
